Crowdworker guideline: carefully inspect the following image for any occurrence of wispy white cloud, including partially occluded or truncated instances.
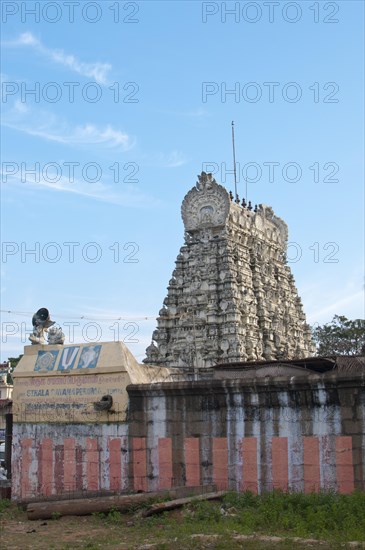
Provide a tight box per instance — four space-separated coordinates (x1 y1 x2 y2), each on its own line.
307 290 364 325
300 271 365 325
15 32 38 46
152 150 189 168
2 171 159 209
186 108 210 118
5 121 132 149
13 99 28 114
163 150 188 168
4 32 112 85
2 101 134 151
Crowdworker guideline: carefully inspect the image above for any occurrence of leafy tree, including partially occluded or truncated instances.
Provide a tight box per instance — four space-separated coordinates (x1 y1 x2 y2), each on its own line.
8 355 23 370
3 355 23 384
312 315 365 356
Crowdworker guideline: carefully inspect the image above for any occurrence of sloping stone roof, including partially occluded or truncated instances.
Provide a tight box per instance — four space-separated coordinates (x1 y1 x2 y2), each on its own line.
213 355 364 380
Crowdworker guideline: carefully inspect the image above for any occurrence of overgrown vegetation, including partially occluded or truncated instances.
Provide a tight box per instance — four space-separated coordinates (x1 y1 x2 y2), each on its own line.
92 491 365 544
0 498 11 514
219 490 365 541
92 507 122 524
1 492 365 549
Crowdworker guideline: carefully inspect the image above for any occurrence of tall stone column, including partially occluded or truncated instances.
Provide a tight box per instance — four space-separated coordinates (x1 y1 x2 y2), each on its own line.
144 172 315 369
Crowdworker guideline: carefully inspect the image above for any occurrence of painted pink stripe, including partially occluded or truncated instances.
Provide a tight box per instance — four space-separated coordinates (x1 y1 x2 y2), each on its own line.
213 437 228 490
133 437 147 492
109 438 122 491
336 436 355 494
86 438 99 491
185 438 200 487
64 438 76 492
40 438 53 496
158 438 173 490
242 438 258 494
303 437 320 493
20 438 33 500
272 437 288 492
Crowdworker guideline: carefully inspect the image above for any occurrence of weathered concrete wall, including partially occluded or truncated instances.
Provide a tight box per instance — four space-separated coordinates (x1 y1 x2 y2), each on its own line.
12 423 129 500
11 352 365 500
13 342 171 425
127 373 365 494
11 341 172 501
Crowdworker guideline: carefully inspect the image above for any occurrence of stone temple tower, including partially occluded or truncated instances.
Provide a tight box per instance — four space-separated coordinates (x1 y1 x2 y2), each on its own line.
144 172 315 369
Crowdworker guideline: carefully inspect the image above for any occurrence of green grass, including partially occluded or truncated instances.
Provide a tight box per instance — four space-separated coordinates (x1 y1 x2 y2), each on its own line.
0 498 11 514
92 491 365 548
180 490 365 542
125 490 365 546
2 493 365 549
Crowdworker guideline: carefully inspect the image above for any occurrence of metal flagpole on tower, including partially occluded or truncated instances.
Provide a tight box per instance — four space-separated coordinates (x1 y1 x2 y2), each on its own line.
231 121 238 200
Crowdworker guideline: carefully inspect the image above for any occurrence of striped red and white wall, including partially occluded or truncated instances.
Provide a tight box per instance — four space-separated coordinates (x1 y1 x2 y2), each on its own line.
12 426 129 500
11 376 364 501
12 431 355 500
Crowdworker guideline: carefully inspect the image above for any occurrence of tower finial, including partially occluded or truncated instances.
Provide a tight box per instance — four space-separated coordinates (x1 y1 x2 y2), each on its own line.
231 121 238 200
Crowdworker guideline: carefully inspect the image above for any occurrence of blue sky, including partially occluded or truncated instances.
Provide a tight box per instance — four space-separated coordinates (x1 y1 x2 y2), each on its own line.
1 0 364 362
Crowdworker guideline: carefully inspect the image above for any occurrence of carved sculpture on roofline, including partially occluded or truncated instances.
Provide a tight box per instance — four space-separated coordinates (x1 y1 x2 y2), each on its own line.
181 172 231 232
29 308 65 345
